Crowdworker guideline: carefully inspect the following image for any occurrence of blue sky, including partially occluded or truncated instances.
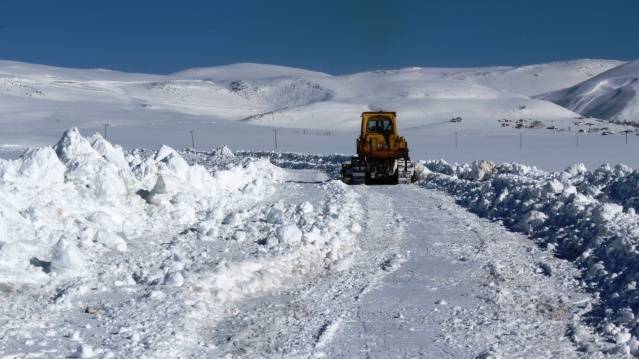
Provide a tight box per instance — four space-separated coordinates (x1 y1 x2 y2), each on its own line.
0 0 637 74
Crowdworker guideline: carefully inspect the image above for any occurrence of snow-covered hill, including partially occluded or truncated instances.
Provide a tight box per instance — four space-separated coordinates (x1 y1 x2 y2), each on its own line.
539 59 639 125
0 59 622 149
439 59 624 96
173 62 330 81
240 70 577 130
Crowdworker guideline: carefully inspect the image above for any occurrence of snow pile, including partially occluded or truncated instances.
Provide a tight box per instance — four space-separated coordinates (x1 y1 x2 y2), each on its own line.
135 145 281 227
190 179 363 304
421 159 639 354
0 133 373 357
539 59 639 124
0 128 283 285
50 238 87 275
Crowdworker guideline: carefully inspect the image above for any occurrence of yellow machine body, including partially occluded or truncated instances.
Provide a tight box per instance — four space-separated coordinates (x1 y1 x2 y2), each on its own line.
357 112 409 160
341 111 415 185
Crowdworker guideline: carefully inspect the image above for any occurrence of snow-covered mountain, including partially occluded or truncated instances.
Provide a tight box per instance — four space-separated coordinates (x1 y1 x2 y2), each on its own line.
0 59 623 148
436 59 624 96
539 59 639 125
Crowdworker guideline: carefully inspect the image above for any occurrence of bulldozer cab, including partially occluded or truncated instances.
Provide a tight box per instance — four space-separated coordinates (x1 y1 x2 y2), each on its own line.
357 111 408 160
361 112 396 135
366 116 394 134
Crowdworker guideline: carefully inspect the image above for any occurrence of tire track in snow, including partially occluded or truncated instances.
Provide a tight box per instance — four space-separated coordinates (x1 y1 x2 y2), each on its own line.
325 185 612 358
203 175 405 358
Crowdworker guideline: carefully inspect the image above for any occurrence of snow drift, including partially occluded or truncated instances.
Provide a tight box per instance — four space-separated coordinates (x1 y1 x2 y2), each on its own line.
540 59 639 125
0 128 283 285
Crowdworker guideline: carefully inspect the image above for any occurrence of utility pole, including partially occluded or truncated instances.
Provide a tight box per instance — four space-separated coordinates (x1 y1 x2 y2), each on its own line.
104 123 110 140
190 130 198 165
625 130 629 145
519 133 523 149
273 129 278 150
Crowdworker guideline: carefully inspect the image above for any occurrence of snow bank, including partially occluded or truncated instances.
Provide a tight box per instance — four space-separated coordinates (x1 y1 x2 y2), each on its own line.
0 136 372 357
191 179 363 304
0 128 284 285
421 159 639 354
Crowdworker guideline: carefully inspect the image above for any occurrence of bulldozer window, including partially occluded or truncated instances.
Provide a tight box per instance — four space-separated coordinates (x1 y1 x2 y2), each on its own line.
367 117 393 133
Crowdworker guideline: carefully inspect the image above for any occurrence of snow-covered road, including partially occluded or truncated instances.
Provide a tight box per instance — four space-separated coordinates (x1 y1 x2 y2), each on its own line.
0 133 622 358
209 176 612 358
327 185 608 358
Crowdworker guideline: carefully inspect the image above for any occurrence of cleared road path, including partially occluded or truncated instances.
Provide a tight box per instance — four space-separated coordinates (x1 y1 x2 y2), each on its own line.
325 185 606 358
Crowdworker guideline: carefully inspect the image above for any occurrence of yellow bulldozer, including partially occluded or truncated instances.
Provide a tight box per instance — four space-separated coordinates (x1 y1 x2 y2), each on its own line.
341 111 416 185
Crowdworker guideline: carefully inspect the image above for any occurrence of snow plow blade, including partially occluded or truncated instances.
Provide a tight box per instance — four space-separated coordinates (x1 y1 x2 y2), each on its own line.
341 156 366 185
